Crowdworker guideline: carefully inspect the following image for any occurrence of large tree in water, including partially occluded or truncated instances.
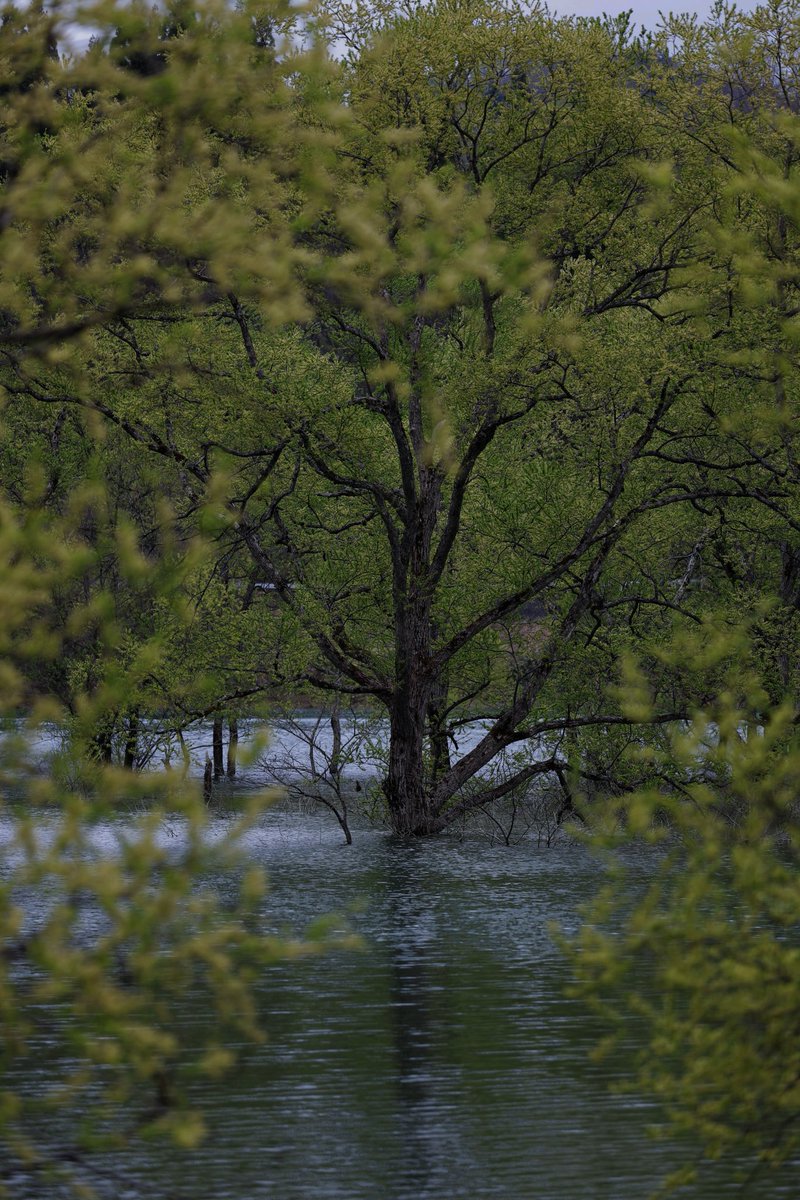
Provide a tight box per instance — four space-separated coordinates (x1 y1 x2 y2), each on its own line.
6 0 799 835
227 0 746 834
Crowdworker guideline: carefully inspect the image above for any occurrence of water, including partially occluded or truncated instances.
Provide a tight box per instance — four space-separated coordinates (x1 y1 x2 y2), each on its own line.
2 808 796 1199
5 714 551 785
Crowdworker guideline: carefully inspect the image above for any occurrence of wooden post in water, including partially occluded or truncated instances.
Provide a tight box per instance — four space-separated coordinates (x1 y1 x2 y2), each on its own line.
212 716 224 778
227 719 238 778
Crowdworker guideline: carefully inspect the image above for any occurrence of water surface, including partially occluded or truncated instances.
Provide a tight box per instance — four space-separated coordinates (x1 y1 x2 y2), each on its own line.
3 809 795 1199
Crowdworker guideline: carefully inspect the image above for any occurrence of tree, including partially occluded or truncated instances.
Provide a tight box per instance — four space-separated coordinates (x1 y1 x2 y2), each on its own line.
218 0 761 834
3 0 800 1189
569 624 800 1192
568 3 800 1186
3 0 726 835
0 0 323 347
0 5 355 1190
5 0 800 842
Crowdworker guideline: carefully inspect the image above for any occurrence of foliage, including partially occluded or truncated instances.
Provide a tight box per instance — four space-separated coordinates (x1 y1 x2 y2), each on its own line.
5 0 792 841
0 0 329 344
2 0 800 1188
0 6 358 1192
558 4 800 1184
569 624 800 1191
0 459 364 1195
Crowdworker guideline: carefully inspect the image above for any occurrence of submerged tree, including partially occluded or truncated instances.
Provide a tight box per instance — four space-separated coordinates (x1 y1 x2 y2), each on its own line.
3 0 800 840
185 0 798 834
0 0 707 833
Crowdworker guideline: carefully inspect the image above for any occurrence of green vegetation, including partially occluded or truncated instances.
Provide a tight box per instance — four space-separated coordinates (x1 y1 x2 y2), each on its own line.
1 0 799 1191
572 626 800 1188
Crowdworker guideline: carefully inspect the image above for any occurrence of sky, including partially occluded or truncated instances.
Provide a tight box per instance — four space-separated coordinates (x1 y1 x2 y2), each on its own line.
552 1 756 27
59 1 762 57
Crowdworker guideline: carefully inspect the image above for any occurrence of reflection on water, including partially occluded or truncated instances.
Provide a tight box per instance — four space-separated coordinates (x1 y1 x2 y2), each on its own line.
2 810 797 1199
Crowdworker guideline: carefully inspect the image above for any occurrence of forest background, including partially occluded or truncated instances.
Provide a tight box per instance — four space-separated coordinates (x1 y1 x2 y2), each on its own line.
1 0 800 1194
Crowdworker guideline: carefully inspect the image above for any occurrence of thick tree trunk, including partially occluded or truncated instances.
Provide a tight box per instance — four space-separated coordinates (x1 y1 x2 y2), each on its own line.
212 717 224 778
384 699 436 835
227 719 238 778
382 468 445 835
382 609 442 836
329 708 342 778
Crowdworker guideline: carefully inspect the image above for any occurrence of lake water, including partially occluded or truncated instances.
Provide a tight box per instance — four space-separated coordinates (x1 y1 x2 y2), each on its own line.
10 714 551 785
2 804 797 1199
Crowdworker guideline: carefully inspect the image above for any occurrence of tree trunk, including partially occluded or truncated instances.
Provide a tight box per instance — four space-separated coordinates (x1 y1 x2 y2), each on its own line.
227 719 238 777
383 612 441 836
383 477 443 835
93 713 115 764
329 707 342 780
779 542 800 696
123 707 140 770
384 699 435 835
212 717 224 778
